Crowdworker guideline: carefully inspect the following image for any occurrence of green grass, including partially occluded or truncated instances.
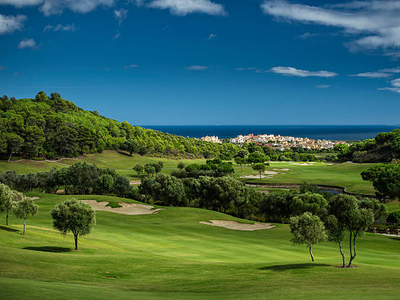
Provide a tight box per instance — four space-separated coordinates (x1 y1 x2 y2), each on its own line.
0 150 207 180
234 161 376 195
0 151 377 194
1 193 400 299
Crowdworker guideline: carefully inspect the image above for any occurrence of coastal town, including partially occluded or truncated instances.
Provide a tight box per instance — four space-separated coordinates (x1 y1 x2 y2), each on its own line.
200 133 349 150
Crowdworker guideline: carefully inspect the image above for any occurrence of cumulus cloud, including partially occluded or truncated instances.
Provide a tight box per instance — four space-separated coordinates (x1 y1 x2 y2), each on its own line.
270 66 338 78
351 72 392 78
316 84 330 89
0 14 26 35
124 64 138 69
0 0 116 16
185 65 209 70
207 33 216 40
18 38 38 49
114 9 128 25
44 23 76 32
261 0 400 52
148 0 227 16
379 77 400 93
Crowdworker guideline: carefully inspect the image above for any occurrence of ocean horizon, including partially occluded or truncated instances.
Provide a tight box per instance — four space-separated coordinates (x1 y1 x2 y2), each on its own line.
142 125 400 141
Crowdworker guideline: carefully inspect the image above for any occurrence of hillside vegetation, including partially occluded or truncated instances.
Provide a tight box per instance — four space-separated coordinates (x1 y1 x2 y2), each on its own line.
0 92 239 160
1 193 400 300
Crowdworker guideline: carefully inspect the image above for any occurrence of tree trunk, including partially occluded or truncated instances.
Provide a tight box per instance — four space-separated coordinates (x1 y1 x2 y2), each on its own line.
74 234 78 250
6 209 9 226
339 241 345 268
309 246 315 262
23 219 26 235
348 234 357 268
240 165 243 173
8 151 12 163
259 171 262 179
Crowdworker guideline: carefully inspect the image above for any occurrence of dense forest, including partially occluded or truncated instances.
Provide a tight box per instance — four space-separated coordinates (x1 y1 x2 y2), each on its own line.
0 92 239 160
336 129 400 163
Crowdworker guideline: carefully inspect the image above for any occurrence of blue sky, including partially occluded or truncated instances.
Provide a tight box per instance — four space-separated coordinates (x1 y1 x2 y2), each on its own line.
1 0 400 125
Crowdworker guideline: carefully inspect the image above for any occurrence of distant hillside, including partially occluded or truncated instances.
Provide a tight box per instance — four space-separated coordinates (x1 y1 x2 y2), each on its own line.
0 92 239 160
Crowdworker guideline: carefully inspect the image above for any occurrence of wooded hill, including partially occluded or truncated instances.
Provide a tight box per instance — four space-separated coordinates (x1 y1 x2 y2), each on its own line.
0 92 239 160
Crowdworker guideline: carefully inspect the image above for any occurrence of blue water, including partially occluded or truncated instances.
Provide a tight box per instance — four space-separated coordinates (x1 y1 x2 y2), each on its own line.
142 125 400 141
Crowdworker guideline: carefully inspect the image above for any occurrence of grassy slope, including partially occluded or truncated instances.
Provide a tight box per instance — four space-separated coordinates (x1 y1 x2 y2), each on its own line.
1 193 400 300
0 151 376 194
234 161 376 195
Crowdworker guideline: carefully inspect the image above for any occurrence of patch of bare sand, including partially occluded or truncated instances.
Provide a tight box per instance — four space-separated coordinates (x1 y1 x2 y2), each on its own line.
27 196 40 200
273 168 290 171
80 200 163 215
240 170 280 179
289 162 316 166
200 220 275 231
130 180 141 185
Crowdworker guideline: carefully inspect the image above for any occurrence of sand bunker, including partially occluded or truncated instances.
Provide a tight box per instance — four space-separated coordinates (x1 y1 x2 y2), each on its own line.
241 170 280 179
130 180 141 185
80 200 163 215
290 162 316 166
273 168 290 171
200 220 275 231
27 196 40 200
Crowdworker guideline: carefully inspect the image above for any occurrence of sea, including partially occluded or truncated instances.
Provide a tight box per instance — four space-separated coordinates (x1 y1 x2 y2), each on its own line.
142 125 400 141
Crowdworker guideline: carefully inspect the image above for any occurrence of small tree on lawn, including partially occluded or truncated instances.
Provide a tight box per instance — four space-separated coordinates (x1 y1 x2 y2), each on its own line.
290 212 327 262
51 199 96 250
252 163 267 179
13 197 38 235
235 157 245 173
325 214 346 268
133 164 144 177
177 162 185 169
0 184 23 226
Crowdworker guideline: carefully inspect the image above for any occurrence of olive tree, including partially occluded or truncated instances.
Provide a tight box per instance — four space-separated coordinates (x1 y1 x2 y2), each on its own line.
51 199 96 250
290 212 327 262
13 197 38 235
325 215 346 268
252 163 267 179
0 184 23 226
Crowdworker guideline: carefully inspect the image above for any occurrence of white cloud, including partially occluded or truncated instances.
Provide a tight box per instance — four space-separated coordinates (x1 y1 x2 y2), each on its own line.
351 72 391 78
0 0 42 7
114 9 128 25
185 65 209 70
261 0 400 51
0 14 26 35
378 78 400 93
113 32 120 39
44 23 76 32
316 84 330 89
124 64 138 69
207 33 216 41
235 67 257 71
18 38 37 49
148 0 227 16
380 67 400 73
298 32 319 39
270 66 338 78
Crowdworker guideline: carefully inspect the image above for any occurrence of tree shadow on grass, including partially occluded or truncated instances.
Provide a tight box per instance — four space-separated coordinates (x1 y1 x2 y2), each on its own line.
23 246 72 253
259 263 330 272
0 225 19 233
389 237 400 241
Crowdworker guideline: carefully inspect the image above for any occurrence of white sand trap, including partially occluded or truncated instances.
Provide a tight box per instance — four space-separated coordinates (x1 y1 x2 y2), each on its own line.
200 220 275 231
240 175 274 179
130 180 141 185
273 168 290 171
80 200 163 215
290 162 315 166
27 196 40 200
